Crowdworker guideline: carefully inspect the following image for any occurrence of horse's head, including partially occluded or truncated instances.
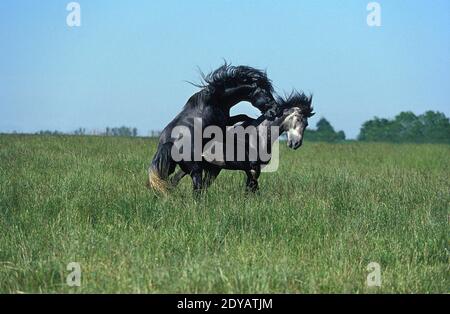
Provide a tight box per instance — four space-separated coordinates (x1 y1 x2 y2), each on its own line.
248 85 276 112
278 91 314 150
201 63 276 112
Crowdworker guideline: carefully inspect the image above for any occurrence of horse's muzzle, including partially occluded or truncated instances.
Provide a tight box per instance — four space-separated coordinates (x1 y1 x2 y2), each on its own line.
288 139 302 150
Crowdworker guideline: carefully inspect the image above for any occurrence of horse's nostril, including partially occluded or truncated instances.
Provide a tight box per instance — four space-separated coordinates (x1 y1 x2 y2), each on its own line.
293 141 302 149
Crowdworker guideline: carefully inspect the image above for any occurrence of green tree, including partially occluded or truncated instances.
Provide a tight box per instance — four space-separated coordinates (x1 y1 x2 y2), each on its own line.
393 112 421 142
305 118 346 142
420 111 450 143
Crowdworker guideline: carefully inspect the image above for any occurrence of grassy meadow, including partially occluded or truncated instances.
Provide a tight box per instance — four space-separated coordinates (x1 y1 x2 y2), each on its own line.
0 134 448 293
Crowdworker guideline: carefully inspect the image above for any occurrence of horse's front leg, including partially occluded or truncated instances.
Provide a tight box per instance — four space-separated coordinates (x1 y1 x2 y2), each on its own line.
245 165 261 193
191 169 204 196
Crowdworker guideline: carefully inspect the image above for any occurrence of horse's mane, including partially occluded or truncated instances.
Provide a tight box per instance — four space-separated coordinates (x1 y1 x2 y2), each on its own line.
276 91 315 117
243 91 315 128
195 62 274 93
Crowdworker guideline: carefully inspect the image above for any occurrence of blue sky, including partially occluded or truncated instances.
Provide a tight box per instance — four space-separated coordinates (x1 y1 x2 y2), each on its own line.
0 0 449 138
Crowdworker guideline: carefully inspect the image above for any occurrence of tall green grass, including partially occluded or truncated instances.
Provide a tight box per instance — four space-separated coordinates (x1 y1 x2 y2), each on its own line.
0 134 448 293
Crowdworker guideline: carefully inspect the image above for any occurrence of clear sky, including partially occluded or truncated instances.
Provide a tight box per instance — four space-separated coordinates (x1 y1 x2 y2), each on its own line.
1 0 449 138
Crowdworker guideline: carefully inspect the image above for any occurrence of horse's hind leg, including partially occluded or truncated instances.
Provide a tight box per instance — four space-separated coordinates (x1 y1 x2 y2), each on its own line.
245 166 261 193
170 169 187 187
203 167 221 189
191 169 204 196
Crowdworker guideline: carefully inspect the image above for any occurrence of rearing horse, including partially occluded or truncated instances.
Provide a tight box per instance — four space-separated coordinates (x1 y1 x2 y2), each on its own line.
148 63 277 194
170 91 315 192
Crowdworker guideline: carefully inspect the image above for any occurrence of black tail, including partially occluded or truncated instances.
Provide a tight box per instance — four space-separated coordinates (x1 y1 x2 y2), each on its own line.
147 143 176 194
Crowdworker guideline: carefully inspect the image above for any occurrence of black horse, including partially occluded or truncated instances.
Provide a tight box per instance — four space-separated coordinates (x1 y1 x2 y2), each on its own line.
170 91 315 192
148 63 278 194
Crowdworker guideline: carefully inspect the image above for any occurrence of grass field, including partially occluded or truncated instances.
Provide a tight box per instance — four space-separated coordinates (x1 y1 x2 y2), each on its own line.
0 134 448 293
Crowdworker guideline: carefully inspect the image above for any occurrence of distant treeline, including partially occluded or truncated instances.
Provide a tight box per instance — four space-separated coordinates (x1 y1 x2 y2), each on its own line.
31 110 450 143
358 111 450 144
305 110 449 144
37 126 142 137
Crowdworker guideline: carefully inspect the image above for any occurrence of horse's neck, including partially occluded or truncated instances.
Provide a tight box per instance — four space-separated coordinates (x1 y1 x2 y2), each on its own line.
256 115 286 146
219 86 253 110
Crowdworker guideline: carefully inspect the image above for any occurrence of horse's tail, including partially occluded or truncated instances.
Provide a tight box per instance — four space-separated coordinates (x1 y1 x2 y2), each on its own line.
147 143 175 194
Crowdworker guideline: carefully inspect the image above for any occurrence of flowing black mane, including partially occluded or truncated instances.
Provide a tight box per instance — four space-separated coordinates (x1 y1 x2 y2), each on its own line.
198 63 274 93
277 91 315 117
